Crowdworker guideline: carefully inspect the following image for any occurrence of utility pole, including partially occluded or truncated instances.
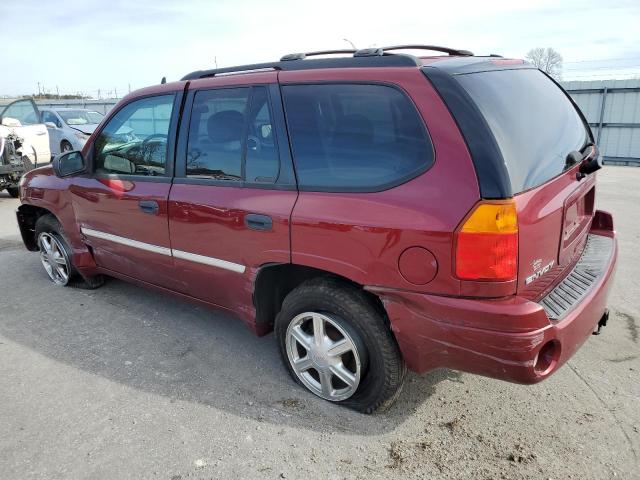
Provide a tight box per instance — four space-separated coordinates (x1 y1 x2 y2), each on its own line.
97 89 101 99
128 83 131 94
114 87 118 98
56 85 59 98
214 56 218 68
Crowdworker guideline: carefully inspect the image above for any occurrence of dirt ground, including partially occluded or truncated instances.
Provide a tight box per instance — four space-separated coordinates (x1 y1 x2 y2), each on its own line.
0 166 638 479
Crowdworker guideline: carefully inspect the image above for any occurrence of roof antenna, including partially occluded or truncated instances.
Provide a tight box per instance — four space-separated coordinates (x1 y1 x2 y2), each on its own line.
343 38 357 49
161 76 166 84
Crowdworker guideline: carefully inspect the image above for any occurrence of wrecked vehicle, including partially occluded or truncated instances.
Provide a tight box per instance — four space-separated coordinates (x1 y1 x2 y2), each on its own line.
0 98 51 197
0 129 32 197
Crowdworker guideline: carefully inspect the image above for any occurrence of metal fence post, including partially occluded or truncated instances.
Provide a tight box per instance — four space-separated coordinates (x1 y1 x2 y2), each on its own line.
596 87 608 147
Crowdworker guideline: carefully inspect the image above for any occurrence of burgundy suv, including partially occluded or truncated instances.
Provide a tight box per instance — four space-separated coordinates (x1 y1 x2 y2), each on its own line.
16 46 617 413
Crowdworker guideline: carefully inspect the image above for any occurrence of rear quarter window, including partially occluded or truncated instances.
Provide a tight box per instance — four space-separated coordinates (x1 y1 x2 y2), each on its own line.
282 83 433 191
456 69 589 193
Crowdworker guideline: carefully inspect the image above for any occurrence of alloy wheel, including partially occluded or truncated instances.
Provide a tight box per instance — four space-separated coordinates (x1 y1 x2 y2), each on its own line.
38 232 71 285
285 312 362 401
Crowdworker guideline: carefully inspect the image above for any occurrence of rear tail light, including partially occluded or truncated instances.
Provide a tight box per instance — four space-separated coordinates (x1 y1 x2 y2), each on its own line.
455 201 518 281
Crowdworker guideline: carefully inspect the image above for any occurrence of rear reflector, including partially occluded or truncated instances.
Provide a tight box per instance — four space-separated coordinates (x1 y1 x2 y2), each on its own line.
455 201 518 281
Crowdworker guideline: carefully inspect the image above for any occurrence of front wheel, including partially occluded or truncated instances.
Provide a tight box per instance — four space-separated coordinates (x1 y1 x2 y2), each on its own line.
275 278 407 413
34 215 104 289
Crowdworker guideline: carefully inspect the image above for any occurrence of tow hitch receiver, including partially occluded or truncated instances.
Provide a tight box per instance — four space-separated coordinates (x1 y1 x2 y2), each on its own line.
592 309 609 335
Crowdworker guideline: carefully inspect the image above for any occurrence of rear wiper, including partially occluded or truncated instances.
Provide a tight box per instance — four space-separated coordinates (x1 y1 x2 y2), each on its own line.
565 150 583 169
566 143 602 180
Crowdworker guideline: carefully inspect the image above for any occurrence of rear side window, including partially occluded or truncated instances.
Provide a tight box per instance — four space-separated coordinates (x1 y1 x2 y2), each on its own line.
456 69 589 193
282 84 433 191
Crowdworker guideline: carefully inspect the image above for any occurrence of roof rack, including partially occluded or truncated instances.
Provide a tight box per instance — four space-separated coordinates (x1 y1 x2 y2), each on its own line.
380 45 474 56
181 44 473 80
182 62 282 80
280 49 356 61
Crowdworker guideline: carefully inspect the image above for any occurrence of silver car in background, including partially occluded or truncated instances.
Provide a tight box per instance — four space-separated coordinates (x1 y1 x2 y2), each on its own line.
40 108 104 154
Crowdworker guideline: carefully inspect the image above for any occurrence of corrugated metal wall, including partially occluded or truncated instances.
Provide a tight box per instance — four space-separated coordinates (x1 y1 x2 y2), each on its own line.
4 77 640 166
562 79 640 165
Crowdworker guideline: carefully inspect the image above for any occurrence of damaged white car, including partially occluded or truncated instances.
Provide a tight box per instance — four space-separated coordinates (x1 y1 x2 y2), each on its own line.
0 98 51 197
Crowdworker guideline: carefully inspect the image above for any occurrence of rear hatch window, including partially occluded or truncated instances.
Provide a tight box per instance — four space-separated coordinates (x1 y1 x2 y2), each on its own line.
456 69 589 193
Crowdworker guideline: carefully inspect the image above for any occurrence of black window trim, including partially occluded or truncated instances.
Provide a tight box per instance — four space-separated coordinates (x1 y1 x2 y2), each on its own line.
278 80 435 193
173 83 296 191
423 66 595 199
421 66 511 199
88 91 182 184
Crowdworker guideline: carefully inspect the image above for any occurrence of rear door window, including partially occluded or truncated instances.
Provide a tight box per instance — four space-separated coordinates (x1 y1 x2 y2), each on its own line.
282 84 433 191
185 86 280 183
456 69 589 193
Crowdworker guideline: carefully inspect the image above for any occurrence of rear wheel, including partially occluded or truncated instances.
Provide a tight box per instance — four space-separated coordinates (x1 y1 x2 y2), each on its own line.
5 187 19 198
275 277 406 413
34 215 104 289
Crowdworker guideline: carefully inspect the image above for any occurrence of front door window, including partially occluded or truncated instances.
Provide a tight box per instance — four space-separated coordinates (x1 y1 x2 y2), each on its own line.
93 95 175 176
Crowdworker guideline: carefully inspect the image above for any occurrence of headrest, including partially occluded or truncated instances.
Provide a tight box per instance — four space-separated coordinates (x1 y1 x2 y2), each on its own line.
207 110 244 143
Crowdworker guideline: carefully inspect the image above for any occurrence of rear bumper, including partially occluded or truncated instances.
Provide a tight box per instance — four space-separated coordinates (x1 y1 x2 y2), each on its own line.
372 211 617 384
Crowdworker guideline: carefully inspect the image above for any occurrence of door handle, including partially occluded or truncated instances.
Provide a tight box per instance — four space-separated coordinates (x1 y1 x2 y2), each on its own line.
139 200 159 215
245 213 272 231
36 131 47 135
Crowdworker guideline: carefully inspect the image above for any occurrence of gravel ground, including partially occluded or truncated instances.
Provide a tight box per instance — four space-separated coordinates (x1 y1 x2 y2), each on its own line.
0 167 638 480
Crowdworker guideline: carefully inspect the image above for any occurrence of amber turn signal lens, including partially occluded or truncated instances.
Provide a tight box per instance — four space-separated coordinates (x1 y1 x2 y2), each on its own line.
455 201 518 281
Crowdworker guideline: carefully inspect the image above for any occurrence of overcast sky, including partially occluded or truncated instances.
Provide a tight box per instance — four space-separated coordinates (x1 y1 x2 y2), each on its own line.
1 0 639 96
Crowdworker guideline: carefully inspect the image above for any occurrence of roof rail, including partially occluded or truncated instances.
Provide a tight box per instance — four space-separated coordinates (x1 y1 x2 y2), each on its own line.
280 49 355 61
181 62 282 81
182 44 473 80
381 44 474 56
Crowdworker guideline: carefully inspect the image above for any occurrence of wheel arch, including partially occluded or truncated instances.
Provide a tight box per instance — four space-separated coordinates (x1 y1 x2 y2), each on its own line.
253 263 389 332
60 138 73 151
16 204 57 251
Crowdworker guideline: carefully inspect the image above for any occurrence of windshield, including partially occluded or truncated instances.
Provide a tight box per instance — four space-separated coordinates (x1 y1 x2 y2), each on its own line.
456 69 590 193
58 110 104 126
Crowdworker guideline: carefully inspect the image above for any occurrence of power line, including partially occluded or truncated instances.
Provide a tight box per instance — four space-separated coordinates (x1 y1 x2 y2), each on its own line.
562 72 640 79
563 56 640 65
564 64 640 72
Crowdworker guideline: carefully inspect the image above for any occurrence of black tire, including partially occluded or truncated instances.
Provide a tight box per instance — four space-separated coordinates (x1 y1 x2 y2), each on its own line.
5 187 19 198
60 140 73 153
34 214 104 289
275 277 407 413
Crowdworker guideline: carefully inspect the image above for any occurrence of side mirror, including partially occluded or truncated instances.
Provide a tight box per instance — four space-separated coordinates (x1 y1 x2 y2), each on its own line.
44 122 58 129
52 151 86 178
1 116 22 127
